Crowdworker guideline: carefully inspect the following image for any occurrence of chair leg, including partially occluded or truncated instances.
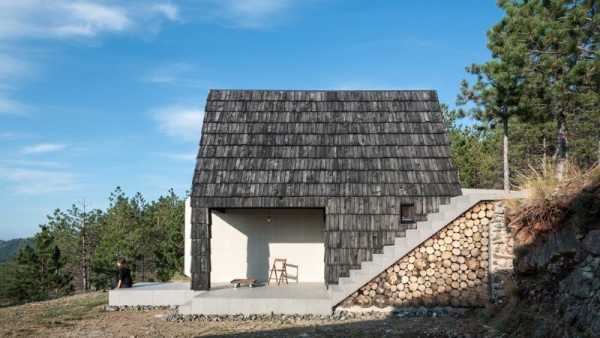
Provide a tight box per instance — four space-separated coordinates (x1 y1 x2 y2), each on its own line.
268 264 278 285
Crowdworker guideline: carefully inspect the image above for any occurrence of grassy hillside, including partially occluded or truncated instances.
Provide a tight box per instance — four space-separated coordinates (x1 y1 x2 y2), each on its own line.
0 238 31 263
0 292 494 337
498 166 600 337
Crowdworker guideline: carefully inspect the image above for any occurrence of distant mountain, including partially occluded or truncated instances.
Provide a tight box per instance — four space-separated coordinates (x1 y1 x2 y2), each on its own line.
0 238 32 263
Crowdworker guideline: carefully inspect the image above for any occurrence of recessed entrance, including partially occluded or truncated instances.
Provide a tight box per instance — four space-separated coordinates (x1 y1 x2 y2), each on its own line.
210 208 325 284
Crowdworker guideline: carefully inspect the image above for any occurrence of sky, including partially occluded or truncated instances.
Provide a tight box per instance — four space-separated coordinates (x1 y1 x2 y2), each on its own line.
0 0 503 240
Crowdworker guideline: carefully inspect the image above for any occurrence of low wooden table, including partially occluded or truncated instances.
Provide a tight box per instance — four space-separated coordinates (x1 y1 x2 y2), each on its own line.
230 278 257 288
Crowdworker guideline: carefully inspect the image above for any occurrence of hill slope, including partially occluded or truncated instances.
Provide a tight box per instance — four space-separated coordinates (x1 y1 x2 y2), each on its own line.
499 168 600 337
0 238 31 263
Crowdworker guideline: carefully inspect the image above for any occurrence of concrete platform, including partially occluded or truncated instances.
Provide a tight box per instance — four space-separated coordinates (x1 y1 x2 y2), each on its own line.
180 282 331 315
109 282 201 307
109 282 332 315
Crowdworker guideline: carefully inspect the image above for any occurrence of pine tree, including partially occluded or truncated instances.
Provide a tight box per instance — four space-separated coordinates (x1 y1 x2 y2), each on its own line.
0 228 73 303
457 60 525 193
148 189 185 281
489 0 600 178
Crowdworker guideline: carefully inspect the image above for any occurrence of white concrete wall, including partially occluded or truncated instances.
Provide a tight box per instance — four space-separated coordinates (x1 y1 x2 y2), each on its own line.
210 209 325 284
184 197 192 277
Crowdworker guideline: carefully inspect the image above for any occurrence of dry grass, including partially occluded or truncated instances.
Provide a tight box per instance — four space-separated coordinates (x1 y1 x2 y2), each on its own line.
0 292 495 337
508 163 600 245
0 292 107 337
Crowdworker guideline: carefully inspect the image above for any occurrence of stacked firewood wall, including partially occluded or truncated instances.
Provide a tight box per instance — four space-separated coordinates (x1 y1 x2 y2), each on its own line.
341 202 496 308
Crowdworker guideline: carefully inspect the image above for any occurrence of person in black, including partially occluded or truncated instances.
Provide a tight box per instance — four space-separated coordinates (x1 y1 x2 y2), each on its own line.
116 258 133 288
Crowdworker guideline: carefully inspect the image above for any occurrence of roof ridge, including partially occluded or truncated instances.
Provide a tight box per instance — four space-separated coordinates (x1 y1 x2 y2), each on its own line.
208 89 436 92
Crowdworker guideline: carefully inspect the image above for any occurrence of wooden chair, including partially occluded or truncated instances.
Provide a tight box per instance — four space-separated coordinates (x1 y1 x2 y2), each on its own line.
267 258 288 286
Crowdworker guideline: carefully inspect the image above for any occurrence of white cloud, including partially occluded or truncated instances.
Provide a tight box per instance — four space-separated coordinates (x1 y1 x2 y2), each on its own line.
0 131 32 140
0 159 64 168
160 152 197 161
0 96 29 116
227 0 292 18
52 2 132 37
21 143 68 154
0 2 180 120
202 0 299 28
151 3 179 21
154 105 204 141
0 1 179 40
143 62 209 88
145 62 193 85
0 168 79 194
0 54 31 81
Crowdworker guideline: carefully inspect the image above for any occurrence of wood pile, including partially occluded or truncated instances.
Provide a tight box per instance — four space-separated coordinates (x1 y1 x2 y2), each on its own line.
342 202 494 308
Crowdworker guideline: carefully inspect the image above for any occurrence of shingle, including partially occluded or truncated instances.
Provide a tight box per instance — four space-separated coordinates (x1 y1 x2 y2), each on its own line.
191 89 461 287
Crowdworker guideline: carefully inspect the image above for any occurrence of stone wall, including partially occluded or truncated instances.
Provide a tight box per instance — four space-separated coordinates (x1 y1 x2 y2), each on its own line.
340 201 510 308
488 201 513 304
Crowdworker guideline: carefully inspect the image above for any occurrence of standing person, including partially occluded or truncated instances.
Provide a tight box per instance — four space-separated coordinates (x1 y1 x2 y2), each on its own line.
116 258 133 288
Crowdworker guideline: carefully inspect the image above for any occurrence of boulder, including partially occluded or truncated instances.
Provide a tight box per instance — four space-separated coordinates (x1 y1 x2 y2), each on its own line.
583 230 600 256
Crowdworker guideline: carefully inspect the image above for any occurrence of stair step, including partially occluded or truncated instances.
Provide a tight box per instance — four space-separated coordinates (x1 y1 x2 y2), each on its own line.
329 192 493 307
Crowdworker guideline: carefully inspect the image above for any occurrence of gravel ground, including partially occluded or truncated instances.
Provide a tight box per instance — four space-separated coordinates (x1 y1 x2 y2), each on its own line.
0 292 501 337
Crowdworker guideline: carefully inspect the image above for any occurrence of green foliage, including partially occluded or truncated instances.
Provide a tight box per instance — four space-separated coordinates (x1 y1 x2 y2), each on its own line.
451 0 600 187
147 190 185 281
0 187 186 303
487 0 600 170
0 228 73 305
443 104 502 188
0 238 32 263
90 187 186 289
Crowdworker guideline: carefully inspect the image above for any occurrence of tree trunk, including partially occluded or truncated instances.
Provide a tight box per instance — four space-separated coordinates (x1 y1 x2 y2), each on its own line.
141 255 145 281
555 111 568 180
543 137 547 176
503 118 510 194
81 229 87 291
597 138 600 166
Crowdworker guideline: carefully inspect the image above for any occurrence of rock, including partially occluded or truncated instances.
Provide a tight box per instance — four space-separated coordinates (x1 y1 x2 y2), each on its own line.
516 227 579 273
583 230 600 255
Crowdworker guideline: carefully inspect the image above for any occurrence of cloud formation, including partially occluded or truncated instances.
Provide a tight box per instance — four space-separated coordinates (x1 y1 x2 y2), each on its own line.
144 62 204 87
151 3 179 21
0 168 79 194
0 96 29 116
154 105 204 141
199 0 299 28
160 152 197 161
21 143 68 155
0 1 178 40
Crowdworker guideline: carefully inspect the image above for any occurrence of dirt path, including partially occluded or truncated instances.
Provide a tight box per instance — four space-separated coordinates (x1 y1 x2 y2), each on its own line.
0 292 497 337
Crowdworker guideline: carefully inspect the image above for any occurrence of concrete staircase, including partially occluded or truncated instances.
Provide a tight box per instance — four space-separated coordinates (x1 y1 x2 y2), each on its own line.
328 189 523 307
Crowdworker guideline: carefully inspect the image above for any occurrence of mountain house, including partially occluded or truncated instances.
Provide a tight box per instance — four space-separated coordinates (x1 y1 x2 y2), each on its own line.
110 89 522 315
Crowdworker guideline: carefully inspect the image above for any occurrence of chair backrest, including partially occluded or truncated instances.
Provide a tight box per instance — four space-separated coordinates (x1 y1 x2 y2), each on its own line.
272 258 286 269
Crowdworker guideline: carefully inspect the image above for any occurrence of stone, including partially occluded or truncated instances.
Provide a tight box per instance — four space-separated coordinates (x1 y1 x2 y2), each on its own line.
583 230 600 255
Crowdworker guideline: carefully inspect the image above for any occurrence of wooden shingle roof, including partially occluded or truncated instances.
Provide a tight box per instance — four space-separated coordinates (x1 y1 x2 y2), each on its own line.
192 89 460 203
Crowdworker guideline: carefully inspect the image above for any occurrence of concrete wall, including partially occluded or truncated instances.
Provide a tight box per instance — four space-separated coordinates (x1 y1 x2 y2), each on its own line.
211 208 325 284
184 197 192 277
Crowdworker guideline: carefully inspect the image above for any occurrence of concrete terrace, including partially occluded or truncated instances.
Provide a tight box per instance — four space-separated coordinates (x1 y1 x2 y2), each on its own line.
109 282 331 315
110 189 527 315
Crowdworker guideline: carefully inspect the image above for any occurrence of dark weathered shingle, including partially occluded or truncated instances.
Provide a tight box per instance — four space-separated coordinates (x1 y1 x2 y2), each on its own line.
190 89 461 289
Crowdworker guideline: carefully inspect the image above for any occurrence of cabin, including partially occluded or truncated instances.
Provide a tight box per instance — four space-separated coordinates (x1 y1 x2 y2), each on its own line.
110 89 520 315
189 89 461 289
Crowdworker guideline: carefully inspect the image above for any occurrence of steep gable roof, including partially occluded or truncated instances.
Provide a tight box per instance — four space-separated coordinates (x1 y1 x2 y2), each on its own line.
192 89 460 205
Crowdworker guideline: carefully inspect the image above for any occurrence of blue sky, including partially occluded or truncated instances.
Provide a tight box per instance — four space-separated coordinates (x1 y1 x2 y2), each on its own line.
0 0 502 239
